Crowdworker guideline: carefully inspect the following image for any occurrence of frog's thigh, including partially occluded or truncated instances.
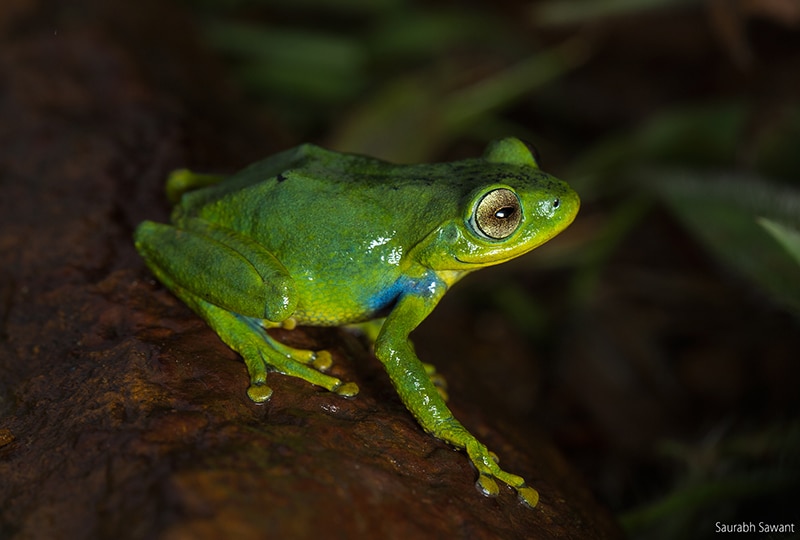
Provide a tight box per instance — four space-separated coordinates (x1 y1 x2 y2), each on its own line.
135 221 295 321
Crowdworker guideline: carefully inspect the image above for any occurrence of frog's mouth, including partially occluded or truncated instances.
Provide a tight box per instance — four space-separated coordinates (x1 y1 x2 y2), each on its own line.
452 229 565 266
453 208 578 267
453 247 533 267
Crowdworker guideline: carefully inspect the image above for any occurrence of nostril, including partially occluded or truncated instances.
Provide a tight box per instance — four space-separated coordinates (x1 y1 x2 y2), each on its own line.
553 198 560 209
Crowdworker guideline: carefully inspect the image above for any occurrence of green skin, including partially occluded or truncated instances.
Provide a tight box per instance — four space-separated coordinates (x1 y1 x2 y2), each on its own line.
134 137 579 508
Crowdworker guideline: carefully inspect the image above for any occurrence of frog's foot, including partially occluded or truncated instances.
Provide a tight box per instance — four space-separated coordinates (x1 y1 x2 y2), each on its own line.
261 328 333 371
434 420 538 508
422 362 449 401
176 294 359 403
240 328 359 403
466 440 539 508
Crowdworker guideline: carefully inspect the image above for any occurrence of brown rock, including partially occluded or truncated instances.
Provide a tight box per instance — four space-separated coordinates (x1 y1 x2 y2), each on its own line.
0 1 621 538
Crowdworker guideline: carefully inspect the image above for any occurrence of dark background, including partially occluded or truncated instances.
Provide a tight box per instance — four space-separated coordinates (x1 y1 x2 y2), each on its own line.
1 0 799 538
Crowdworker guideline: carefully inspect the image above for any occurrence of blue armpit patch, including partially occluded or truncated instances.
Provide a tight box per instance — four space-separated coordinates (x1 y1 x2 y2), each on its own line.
364 271 445 314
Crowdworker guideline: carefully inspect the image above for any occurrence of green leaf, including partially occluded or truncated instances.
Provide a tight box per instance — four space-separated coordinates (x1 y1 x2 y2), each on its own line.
652 171 800 313
758 218 800 269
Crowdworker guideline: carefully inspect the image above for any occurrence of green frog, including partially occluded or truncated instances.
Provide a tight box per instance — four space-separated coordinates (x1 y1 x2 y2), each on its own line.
134 137 580 507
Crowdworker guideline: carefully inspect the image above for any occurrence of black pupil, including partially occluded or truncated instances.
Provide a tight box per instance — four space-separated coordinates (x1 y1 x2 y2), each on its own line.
495 206 516 219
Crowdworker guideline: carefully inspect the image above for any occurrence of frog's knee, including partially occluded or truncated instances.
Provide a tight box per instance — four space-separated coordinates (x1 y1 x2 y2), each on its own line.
262 277 298 322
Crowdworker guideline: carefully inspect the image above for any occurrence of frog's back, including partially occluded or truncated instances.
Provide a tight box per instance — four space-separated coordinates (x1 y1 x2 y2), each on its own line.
185 147 464 253
173 146 467 325
167 143 562 325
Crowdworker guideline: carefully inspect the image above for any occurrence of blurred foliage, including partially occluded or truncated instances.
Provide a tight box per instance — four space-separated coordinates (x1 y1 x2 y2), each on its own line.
760 217 800 268
184 0 591 160
567 101 800 313
620 421 800 539
174 0 800 537
532 0 700 26
653 171 800 312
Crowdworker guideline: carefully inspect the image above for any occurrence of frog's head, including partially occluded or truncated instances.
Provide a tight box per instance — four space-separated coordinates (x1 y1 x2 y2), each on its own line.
417 137 579 271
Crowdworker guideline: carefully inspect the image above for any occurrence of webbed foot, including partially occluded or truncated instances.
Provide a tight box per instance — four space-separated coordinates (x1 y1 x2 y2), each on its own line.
465 439 539 507
432 420 538 508
186 297 360 402
240 331 360 403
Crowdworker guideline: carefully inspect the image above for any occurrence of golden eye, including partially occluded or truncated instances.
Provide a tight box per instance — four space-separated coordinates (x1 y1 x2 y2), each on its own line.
472 188 522 240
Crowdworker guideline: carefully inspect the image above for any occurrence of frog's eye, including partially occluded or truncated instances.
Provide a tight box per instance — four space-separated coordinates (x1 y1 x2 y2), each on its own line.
471 188 522 240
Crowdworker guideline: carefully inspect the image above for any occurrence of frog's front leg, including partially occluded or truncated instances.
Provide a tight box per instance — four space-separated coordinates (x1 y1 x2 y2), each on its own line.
134 220 358 402
349 319 448 399
374 291 539 508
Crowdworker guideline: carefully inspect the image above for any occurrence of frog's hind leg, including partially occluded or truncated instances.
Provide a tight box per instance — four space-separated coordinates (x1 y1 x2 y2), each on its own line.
184 291 359 402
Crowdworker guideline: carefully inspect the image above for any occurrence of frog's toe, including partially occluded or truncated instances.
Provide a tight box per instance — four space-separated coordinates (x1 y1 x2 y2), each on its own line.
476 472 539 508
476 474 500 498
311 350 333 371
265 335 334 372
333 381 359 398
517 485 540 508
247 383 274 403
